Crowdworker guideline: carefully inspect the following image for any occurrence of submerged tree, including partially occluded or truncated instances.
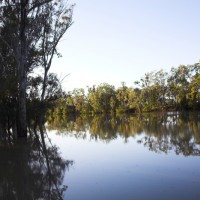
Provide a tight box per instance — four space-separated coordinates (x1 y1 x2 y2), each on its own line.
0 0 73 138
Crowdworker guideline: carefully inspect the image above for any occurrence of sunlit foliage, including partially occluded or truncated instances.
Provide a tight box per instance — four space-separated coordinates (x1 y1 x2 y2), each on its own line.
49 62 200 116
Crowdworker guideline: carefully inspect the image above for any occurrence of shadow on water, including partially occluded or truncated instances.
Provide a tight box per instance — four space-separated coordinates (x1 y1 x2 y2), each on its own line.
0 123 73 200
47 112 200 156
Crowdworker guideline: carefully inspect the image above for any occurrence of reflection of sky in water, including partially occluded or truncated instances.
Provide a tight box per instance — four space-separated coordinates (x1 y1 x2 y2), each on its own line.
49 130 200 200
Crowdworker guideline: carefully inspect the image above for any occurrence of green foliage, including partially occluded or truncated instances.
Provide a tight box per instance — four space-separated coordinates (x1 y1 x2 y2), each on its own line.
88 83 116 113
48 62 200 117
187 75 200 108
0 0 74 136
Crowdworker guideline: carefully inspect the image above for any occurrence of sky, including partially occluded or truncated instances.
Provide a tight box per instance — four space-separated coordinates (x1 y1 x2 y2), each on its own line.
50 0 200 91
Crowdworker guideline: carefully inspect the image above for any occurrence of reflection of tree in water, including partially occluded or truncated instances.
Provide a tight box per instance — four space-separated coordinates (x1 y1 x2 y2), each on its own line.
138 113 200 156
0 124 73 200
48 112 200 156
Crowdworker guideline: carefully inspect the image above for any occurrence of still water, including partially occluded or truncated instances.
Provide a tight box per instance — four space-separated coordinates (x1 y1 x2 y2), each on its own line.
1 112 200 200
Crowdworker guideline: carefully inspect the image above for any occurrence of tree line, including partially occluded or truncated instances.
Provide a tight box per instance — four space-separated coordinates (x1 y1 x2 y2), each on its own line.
49 63 200 116
0 0 74 138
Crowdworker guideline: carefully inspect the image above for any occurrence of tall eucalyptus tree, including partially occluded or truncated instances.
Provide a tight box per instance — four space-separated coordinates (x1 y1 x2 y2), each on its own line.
0 0 73 138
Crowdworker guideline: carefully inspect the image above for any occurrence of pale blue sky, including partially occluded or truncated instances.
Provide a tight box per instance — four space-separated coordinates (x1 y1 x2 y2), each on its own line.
51 0 200 91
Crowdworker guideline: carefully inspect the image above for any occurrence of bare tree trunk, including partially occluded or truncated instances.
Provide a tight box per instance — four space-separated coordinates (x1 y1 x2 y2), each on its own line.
41 70 48 101
18 0 27 138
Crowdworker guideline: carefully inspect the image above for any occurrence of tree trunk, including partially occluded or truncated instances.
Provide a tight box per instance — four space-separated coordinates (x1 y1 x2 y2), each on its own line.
41 70 48 101
18 0 27 138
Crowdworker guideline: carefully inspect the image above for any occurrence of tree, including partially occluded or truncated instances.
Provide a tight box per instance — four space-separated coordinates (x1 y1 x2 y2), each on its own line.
39 1 73 101
116 82 129 113
0 0 74 138
187 75 200 108
167 65 190 109
88 83 116 113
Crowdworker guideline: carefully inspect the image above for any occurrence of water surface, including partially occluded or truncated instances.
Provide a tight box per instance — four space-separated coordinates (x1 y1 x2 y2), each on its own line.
47 112 200 200
1 112 200 200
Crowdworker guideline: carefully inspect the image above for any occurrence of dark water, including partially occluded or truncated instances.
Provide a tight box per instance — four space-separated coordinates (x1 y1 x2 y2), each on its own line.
1 112 200 200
